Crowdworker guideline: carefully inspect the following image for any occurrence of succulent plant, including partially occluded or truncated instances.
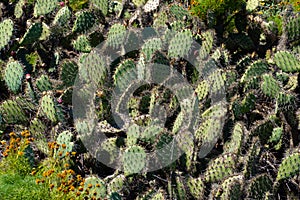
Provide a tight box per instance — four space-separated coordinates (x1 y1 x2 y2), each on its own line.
204 153 237 183
72 11 96 34
35 74 53 92
186 176 205 199
19 23 43 46
83 176 107 199
40 94 58 123
4 60 23 94
106 23 127 49
122 145 146 175
276 151 300 181
273 50 300 72
168 30 193 58
33 0 59 17
55 130 74 158
0 19 14 50
90 0 108 16
73 35 92 53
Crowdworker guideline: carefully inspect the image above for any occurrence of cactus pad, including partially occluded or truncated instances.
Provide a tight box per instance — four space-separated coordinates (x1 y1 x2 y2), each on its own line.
4 60 23 94
106 23 127 49
34 0 58 17
122 145 146 175
19 23 43 46
276 151 300 181
274 51 300 72
72 11 96 34
0 19 14 50
40 94 57 122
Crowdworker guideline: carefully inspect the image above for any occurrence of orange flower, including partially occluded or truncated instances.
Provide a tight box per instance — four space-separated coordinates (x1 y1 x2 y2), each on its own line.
0 140 6 145
35 179 40 184
87 183 93 188
9 132 16 137
62 144 67 149
49 184 55 189
17 151 24 156
78 187 83 191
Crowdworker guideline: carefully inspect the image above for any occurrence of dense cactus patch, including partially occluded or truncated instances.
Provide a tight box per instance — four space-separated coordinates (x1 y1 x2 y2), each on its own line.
0 0 300 199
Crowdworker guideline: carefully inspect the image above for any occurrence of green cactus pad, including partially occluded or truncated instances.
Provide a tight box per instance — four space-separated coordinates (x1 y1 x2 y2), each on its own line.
241 60 269 83
14 0 25 18
73 35 92 53
260 74 281 98
175 175 186 200
187 176 205 199
40 94 57 122
106 23 127 49
246 174 272 199
168 30 193 58
90 0 108 15
140 125 163 144
113 59 136 91
53 6 72 26
198 30 215 60
169 4 191 20
19 23 43 46
0 100 27 124
29 118 48 154
276 152 300 181
195 80 209 101
4 60 23 94
141 38 163 62
34 0 58 17
122 145 146 175
60 60 78 87
273 51 300 72
243 137 261 178
35 75 52 92
83 176 107 199
0 19 14 50
286 15 300 42
72 11 96 34
224 122 244 154
204 153 237 183
107 175 125 194
55 131 74 158
215 175 243 200
100 137 119 165
79 51 107 86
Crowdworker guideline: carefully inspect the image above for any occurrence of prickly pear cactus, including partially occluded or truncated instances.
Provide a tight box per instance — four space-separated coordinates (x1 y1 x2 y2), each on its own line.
73 35 92 53
106 23 127 49
204 153 237 183
122 145 146 175
168 30 193 58
72 11 96 34
273 51 300 72
40 94 58 123
276 151 300 181
33 0 59 17
246 174 272 199
0 19 14 49
0 99 27 124
29 118 48 154
19 23 43 46
90 0 108 16
82 176 107 199
52 6 72 27
55 131 74 158
4 60 23 94
187 176 205 199
35 75 52 92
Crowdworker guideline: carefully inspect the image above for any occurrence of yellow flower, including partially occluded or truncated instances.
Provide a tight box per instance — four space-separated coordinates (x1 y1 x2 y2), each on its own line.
17 151 24 156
